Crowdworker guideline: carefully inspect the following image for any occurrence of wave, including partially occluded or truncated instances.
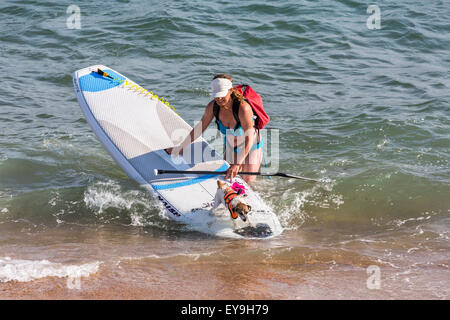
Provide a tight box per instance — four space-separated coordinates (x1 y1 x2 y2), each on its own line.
82 179 175 229
0 256 100 283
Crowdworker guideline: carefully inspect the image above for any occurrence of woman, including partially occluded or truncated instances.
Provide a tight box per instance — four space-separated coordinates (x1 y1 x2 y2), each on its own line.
166 74 263 183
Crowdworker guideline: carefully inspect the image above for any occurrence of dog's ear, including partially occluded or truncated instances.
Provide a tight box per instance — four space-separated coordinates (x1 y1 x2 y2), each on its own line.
247 205 252 212
217 180 224 189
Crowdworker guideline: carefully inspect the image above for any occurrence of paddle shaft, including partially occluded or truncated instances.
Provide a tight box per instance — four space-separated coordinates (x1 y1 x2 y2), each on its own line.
156 169 318 182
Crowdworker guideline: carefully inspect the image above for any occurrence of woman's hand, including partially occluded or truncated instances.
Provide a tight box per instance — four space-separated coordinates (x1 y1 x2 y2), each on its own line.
225 164 242 182
165 146 183 156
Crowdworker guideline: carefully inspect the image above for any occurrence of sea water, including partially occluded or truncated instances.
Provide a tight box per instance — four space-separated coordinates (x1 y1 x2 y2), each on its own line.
0 0 448 299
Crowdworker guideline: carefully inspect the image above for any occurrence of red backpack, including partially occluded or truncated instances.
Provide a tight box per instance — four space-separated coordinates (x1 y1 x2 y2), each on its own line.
213 84 270 130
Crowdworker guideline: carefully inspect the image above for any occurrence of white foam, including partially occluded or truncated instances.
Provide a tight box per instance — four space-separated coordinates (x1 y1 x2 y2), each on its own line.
0 257 101 283
265 176 340 230
377 139 389 149
84 180 131 214
117 251 217 265
83 179 169 227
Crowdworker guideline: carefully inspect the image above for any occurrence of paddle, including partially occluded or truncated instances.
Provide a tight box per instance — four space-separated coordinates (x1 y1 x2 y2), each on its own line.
154 169 318 183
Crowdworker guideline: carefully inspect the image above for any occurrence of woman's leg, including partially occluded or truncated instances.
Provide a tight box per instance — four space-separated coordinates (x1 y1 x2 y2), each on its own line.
241 147 262 184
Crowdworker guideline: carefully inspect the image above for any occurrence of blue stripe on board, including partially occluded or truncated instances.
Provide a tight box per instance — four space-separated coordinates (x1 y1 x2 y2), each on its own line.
79 69 125 92
152 163 229 190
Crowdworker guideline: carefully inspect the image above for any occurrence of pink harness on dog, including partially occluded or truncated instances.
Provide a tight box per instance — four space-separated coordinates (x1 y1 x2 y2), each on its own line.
231 182 247 195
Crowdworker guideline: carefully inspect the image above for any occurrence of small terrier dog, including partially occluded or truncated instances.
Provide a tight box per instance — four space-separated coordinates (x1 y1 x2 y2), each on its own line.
210 180 253 229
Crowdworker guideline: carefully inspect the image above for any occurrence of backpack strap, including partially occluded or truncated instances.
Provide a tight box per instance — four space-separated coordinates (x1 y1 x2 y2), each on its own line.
213 101 220 130
232 99 241 129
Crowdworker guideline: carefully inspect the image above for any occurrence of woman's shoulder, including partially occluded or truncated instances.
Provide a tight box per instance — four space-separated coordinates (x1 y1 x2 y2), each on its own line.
207 100 215 108
237 99 252 115
204 100 215 117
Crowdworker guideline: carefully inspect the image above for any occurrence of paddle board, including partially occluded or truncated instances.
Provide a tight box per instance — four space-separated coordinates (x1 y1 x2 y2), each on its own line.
73 65 283 238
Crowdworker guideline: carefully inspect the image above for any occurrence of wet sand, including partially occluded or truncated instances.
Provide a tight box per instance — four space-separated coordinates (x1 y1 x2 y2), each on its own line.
1 222 448 300
1 259 446 300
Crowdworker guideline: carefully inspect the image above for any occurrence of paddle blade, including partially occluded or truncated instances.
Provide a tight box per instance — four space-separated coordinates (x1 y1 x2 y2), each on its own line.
275 172 318 182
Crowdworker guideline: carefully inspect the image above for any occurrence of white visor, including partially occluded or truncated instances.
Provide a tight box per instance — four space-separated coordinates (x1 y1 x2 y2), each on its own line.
211 78 233 98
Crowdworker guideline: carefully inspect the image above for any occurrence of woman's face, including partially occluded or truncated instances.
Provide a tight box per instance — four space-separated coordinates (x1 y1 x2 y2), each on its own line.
214 89 232 107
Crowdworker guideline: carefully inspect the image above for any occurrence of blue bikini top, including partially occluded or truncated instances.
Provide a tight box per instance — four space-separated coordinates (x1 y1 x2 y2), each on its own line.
216 118 244 136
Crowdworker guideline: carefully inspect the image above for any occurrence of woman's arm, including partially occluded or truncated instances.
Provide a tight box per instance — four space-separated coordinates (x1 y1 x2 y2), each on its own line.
165 101 215 155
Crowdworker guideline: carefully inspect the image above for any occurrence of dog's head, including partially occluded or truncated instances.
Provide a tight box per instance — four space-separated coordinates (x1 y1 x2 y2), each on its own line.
234 202 252 222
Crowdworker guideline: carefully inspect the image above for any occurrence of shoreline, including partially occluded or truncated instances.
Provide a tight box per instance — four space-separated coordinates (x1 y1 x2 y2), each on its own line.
1 258 447 300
